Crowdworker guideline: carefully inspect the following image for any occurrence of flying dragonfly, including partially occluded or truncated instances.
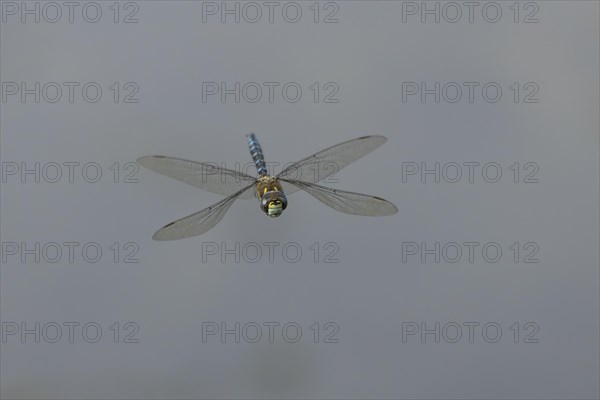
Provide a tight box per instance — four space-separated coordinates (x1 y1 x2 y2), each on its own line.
137 134 397 240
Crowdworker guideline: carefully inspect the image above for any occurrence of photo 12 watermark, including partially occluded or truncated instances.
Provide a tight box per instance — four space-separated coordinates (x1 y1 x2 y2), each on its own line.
401 241 540 264
1 161 140 184
400 2 539 24
164 160 342 184
1 1 139 23
201 241 340 264
1 241 140 264
201 321 340 343
401 321 540 343
1 82 140 104
1 321 140 343
201 1 339 23
201 81 340 104
400 162 540 184
401 82 540 104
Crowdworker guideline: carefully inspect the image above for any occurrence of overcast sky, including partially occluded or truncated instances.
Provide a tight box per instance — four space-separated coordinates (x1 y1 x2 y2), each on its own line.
1 1 599 398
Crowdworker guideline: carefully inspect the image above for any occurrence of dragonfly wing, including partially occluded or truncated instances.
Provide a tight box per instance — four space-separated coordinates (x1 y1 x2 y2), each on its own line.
152 184 254 240
137 155 256 199
281 179 397 216
279 180 303 195
276 136 387 189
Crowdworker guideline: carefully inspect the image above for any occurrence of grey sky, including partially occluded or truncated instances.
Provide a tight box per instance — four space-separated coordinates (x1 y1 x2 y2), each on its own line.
1 1 598 398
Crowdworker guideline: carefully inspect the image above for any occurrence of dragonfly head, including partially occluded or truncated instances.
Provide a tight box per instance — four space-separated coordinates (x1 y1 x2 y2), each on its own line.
260 191 288 218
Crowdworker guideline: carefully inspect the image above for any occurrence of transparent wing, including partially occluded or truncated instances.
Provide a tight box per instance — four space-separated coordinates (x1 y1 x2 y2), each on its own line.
137 155 257 199
152 184 254 241
277 136 387 195
281 179 397 216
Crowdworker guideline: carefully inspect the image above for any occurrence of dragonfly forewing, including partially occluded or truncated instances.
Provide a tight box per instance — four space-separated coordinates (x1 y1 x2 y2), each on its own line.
277 135 387 192
137 155 257 199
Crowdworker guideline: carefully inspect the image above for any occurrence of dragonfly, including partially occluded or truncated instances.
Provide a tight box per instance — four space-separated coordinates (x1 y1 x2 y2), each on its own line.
137 134 397 240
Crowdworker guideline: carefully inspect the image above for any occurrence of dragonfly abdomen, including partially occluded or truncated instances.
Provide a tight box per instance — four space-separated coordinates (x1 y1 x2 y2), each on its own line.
247 133 268 176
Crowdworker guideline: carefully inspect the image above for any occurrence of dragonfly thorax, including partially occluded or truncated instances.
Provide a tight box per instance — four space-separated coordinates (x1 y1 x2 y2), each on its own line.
256 175 287 218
